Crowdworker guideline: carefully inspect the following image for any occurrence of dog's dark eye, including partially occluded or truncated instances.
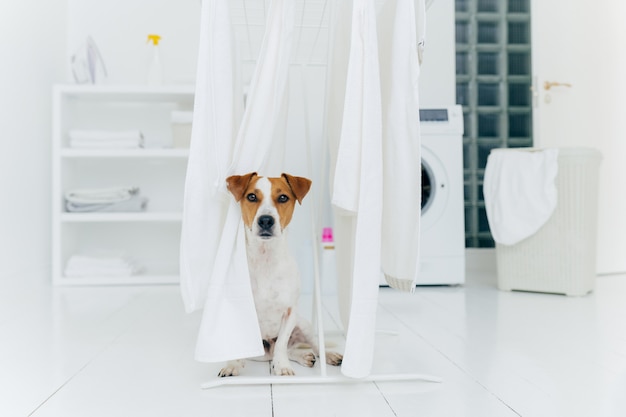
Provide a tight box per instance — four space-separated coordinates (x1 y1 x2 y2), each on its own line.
277 194 289 203
246 193 258 202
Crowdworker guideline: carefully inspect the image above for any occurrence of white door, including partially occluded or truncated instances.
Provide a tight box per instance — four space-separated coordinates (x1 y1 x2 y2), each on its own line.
531 0 626 274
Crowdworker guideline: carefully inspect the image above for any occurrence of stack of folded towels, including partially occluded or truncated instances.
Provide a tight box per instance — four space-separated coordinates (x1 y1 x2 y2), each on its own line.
64 186 148 213
64 255 144 277
68 129 144 149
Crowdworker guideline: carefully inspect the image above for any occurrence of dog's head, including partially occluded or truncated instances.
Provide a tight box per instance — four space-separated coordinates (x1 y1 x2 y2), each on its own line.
226 172 312 240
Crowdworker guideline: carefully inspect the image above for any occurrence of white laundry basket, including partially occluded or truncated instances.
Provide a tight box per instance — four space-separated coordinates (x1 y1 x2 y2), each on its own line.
495 147 602 296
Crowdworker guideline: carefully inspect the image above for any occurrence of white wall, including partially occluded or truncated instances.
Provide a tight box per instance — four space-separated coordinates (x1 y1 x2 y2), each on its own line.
0 0 67 279
595 3 626 274
531 0 626 274
66 0 200 85
419 0 456 106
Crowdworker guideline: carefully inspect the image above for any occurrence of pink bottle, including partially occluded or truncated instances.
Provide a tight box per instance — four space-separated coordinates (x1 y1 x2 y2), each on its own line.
321 227 336 295
322 227 335 249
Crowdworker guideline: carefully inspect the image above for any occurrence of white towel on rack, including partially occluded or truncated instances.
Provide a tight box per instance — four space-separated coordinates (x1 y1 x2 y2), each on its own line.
329 0 383 379
483 148 559 245
378 0 424 292
180 0 240 315
181 0 295 363
180 0 260 362
416 0 426 65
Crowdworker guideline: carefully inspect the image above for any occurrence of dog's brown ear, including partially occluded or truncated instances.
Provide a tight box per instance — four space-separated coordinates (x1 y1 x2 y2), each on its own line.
226 172 257 202
282 173 312 204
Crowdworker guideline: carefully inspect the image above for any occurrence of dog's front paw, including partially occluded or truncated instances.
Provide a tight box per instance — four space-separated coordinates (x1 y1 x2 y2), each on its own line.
289 348 317 368
272 359 295 376
218 360 245 377
218 366 241 377
325 351 343 366
300 351 317 368
275 366 296 376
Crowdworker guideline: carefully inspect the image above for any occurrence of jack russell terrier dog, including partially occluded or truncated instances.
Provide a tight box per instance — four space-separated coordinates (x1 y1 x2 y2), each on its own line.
219 172 343 377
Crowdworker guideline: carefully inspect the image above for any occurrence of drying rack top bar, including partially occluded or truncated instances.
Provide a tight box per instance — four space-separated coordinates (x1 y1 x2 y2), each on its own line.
228 0 433 67
230 0 331 66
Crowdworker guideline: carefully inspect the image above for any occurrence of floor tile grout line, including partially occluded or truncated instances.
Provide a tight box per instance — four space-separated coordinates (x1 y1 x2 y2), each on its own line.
269 362 275 417
373 381 398 417
28 363 90 416
321 300 343 332
28 330 126 416
28 288 156 416
270 383 275 417
377 302 523 417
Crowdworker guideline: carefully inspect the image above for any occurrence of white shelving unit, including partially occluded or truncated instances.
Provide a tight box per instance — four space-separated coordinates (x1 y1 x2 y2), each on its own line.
51 84 194 285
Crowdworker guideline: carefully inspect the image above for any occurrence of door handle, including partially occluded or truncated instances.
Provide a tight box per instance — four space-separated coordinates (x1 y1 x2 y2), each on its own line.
543 81 573 91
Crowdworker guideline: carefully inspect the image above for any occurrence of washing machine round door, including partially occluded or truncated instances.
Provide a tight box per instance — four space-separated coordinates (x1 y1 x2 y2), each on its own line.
421 145 449 231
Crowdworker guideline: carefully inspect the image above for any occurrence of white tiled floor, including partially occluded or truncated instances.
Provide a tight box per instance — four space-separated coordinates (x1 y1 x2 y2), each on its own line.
2 270 626 417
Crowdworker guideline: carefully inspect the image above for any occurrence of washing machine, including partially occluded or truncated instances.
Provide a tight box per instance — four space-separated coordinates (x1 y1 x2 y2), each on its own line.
417 105 465 285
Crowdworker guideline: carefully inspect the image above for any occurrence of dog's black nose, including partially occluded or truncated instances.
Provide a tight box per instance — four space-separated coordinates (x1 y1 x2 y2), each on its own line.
258 215 275 230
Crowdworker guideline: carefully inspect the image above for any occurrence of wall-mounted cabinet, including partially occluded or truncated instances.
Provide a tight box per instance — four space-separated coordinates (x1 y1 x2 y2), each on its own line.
51 85 194 285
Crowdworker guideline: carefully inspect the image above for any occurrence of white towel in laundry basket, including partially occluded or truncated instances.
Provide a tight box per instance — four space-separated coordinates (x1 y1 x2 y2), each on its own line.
483 148 559 245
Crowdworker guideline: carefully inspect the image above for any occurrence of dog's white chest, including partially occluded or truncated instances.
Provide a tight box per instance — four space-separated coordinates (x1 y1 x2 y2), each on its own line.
247 241 300 339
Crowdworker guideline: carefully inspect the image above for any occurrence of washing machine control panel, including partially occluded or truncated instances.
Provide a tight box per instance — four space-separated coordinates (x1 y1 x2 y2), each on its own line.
419 105 464 135
420 109 450 122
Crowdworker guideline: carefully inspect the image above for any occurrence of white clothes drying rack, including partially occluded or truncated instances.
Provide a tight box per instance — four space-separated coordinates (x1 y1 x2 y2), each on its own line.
201 0 442 389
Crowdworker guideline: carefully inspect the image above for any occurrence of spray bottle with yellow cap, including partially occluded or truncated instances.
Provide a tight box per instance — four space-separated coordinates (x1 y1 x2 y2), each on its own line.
146 34 162 85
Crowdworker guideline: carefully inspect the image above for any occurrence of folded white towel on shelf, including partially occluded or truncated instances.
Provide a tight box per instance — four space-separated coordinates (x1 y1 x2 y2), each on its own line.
66 194 148 213
483 148 559 245
64 186 147 213
64 255 144 277
68 129 144 148
69 139 144 149
65 186 139 205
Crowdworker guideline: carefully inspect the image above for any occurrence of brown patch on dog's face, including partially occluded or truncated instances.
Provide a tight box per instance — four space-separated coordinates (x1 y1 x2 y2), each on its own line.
226 172 257 202
226 172 312 236
281 173 312 204
268 177 298 229
226 173 262 229
269 175 312 229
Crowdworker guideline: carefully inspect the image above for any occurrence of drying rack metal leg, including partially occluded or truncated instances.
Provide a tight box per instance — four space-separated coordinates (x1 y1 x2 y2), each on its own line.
309 193 328 378
301 64 328 379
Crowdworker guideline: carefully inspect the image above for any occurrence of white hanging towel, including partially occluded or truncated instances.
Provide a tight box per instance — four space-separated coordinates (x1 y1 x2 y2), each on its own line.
180 0 241 315
180 0 295 363
328 0 384 379
378 0 425 292
483 148 559 246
